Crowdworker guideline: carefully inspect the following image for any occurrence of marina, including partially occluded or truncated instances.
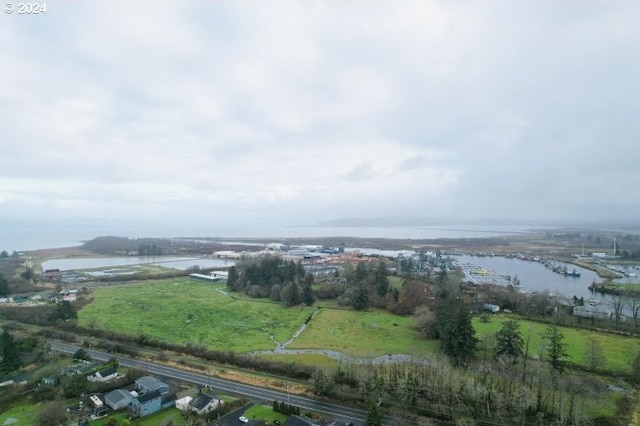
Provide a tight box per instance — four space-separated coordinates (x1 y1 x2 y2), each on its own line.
453 255 603 301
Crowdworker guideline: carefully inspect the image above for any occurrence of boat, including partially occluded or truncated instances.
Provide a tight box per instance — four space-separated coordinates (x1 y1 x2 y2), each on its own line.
472 268 491 275
564 268 581 277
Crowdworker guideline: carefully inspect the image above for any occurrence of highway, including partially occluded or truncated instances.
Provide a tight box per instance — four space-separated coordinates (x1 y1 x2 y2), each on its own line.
50 341 382 426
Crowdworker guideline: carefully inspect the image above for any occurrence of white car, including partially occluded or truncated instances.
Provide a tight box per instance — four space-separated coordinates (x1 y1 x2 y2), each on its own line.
239 416 249 423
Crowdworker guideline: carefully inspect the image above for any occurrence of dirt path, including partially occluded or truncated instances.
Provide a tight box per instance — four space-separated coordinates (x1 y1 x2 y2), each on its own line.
250 307 432 365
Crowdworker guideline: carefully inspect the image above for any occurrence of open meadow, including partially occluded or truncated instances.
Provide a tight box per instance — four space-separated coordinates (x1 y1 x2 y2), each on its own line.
288 308 439 358
78 279 314 352
474 314 640 374
78 278 436 359
78 278 640 375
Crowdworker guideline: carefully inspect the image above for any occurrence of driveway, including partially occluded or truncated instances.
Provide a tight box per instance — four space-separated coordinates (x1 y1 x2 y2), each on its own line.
217 403 256 426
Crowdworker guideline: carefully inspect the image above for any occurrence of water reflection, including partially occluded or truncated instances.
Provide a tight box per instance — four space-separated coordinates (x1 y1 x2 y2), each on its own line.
453 255 603 301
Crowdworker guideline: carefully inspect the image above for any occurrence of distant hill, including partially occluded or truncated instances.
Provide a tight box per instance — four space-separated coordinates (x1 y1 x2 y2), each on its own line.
82 236 167 254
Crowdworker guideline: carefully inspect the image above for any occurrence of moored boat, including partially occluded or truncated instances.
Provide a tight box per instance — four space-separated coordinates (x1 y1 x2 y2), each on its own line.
564 268 581 277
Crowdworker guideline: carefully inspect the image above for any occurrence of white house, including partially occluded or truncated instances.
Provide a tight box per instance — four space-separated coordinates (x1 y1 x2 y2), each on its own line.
88 366 118 383
189 393 220 415
175 395 193 412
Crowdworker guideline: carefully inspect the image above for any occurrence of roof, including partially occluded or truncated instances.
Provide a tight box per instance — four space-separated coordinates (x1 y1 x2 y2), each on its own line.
136 376 167 391
284 416 326 426
136 389 162 404
189 393 213 410
97 366 117 377
105 389 133 405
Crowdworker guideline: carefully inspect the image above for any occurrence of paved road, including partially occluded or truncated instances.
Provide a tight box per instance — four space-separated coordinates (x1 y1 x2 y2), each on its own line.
51 341 385 426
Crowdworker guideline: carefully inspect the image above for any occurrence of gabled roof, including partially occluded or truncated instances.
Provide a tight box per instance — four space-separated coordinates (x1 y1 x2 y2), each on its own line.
135 376 167 391
189 393 213 410
284 416 321 426
136 389 161 404
105 389 132 405
97 366 117 377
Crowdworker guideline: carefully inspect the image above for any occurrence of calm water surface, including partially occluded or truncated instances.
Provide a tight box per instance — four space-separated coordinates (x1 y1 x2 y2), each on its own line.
41 257 233 271
453 255 602 301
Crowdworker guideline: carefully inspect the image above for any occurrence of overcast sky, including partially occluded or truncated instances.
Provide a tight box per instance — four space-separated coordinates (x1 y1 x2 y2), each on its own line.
2 1 639 231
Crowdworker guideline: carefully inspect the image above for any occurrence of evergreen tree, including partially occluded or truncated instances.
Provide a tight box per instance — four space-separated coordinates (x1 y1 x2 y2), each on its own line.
0 329 21 373
374 262 389 296
631 349 640 384
365 401 384 426
583 337 605 372
282 283 300 306
351 284 369 310
440 299 478 366
314 368 334 396
0 273 9 297
494 319 524 363
302 283 315 306
353 261 369 285
227 266 239 291
544 324 569 373
54 301 77 322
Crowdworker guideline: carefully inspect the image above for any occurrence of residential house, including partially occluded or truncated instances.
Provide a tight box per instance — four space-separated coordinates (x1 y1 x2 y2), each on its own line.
135 376 169 395
129 389 162 418
482 303 500 313
175 395 193 412
188 392 220 415
283 416 326 426
88 366 118 383
104 389 134 410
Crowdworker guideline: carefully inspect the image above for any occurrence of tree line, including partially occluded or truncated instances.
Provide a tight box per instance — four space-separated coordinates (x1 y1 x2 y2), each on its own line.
226 256 315 306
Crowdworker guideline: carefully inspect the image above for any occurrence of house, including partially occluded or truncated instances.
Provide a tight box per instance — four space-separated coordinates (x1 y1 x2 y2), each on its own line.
209 271 228 281
104 389 134 410
482 303 500 313
175 395 193 411
40 376 58 386
283 415 327 426
129 389 162 418
188 392 220 415
60 289 78 302
573 305 612 320
135 376 169 395
88 366 118 382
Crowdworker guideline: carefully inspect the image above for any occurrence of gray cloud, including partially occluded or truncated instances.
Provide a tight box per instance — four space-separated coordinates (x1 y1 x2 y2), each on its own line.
1 1 639 227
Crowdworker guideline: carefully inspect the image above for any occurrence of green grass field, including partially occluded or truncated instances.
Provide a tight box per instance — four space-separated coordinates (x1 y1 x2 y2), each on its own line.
0 404 40 426
289 308 440 358
474 314 640 373
79 278 436 359
79 278 640 374
242 404 288 423
88 407 184 426
79 279 315 352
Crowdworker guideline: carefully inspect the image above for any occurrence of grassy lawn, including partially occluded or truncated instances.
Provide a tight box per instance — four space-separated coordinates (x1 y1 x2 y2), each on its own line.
473 314 640 373
0 404 40 426
289 308 440 358
388 275 404 289
242 404 288 424
79 279 314 352
89 408 184 426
